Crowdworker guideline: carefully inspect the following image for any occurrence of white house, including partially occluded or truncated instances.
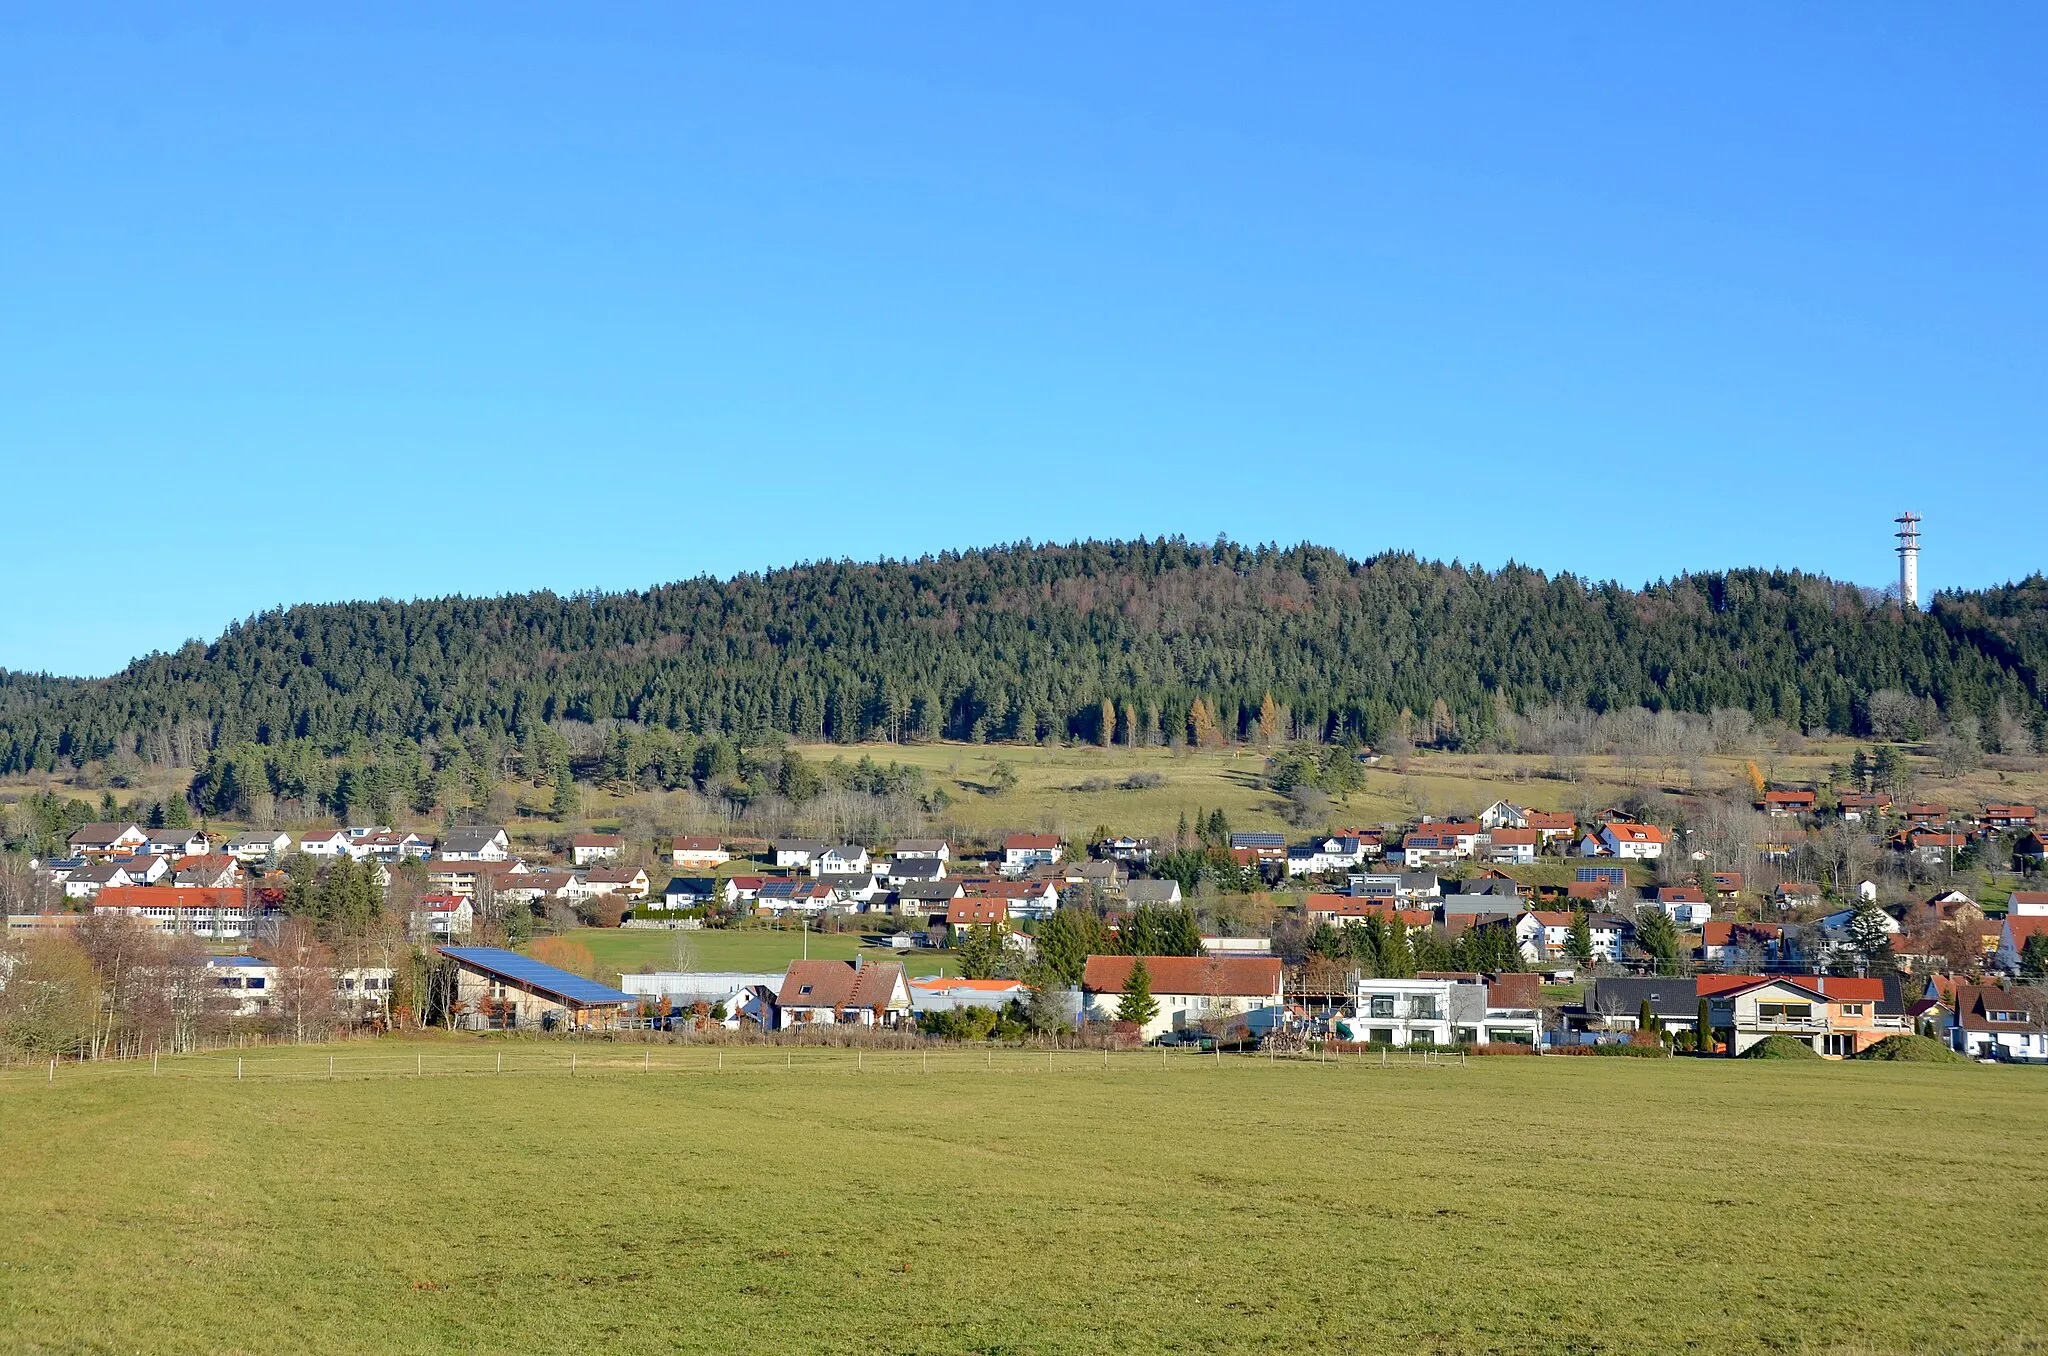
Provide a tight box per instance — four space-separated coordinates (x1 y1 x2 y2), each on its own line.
892 839 951 865
1340 974 1543 1047
1952 983 2047 1061
1078 955 1284 1043
1477 800 1527 831
621 971 784 1028
408 893 475 941
773 840 828 872
141 829 211 857
570 834 626 867
1482 828 1540 865
438 827 511 862
818 845 872 875
63 862 136 899
223 831 292 863
1286 836 1366 877
67 823 149 858
775 959 911 1029
1597 823 1667 860
1650 887 1713 929
1002 834 1064 875
298 829 353 857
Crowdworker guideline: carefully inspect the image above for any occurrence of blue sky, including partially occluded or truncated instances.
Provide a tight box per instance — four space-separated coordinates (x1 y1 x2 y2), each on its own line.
4 4 2044 677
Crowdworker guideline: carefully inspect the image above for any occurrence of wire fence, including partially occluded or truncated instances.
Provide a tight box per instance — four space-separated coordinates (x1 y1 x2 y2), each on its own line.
1 1041 1473 1088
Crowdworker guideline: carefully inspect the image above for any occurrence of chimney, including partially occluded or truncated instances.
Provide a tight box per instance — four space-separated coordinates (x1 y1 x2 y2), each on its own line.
854 953 863 972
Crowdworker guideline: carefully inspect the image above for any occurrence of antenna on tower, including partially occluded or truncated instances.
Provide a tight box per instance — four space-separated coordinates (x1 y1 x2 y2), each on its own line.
1894 512 1921 609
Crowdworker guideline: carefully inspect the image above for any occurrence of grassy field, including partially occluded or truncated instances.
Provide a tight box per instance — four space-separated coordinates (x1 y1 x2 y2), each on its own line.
552 926 955 981
2 1045 2043 1355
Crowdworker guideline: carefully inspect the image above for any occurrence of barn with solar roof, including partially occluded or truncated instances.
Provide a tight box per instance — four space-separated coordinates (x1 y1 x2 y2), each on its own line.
438 947 635 1032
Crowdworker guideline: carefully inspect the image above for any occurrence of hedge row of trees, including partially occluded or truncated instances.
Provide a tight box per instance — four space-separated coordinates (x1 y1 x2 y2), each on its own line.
6 541 2045 775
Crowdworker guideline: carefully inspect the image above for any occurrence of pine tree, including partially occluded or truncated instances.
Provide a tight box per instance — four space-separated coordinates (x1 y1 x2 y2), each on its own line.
1637 998 1661 1036
1097 698 1115 748
1697 997 1714 1054
1379 917 1416 978
1845 905 1896 971
1117 957 1159 1027
1567 911 1594 965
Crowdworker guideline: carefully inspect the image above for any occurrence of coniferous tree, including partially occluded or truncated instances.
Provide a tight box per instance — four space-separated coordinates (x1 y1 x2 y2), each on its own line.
1116 958 1158 1028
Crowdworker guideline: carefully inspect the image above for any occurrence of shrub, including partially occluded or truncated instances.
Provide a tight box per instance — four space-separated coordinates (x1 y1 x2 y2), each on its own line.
1854 1034 1966 1064
1739 1035 1824 1060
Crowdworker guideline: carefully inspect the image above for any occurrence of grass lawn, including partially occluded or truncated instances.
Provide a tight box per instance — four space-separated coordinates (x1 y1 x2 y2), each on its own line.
542 926 954 981
3 1047 2043 1354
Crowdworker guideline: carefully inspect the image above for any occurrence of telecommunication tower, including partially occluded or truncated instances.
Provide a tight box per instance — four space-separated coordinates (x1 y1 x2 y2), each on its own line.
1894 512 1921 608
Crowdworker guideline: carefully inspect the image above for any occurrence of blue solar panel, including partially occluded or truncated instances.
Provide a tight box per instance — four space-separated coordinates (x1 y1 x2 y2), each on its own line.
438 947 634 1005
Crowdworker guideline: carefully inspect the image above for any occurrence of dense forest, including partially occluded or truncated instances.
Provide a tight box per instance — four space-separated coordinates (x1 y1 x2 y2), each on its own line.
2 540 2045 787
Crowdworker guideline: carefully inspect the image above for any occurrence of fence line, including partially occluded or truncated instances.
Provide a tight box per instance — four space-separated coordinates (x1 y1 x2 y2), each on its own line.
2 1043 1472 1088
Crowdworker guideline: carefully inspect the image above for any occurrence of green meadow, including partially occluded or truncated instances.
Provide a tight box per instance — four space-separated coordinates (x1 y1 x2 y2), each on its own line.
3 1046 2043 1355
557 925 955 982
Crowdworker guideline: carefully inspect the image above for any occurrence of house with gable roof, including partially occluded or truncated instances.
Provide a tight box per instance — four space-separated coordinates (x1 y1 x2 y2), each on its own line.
775 958 911 1029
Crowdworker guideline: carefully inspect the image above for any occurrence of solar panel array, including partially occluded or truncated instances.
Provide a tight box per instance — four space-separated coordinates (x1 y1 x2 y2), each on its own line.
438 947 633 1005
1576 866 1626 884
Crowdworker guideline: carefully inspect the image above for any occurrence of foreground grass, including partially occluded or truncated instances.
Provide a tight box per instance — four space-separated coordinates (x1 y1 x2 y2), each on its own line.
3 1047 2044 1355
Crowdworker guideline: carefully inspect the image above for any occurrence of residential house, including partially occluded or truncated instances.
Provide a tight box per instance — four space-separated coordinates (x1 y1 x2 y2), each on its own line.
576 866 651 900
1477 800 1526 830
438 827 512 862
1707 976 1902 1057
1123 879 1184 907
408 893 475 940
1573 976 1703 1036
1995 916 2048 973
945 897 1011 929
355 831 431 863
426 859 529 898
1341 973 1541 1046
223 831 292 863
821 872 888 908
1903 802 1950 824
775 958 911 1029
1584 913 1630 963
773 839 829 872
298 829 353 857
1097 836 1159 865
170 854 242 888
1227 833 1288 867
1400 830 1466 869
894 878 964 907
892 839 952 865
141 829 211 857
1982 804 2038 830
1523 811 1577 845
2009 891 2048 917
66 823 149 858
1836 792 1892 822
1596 823 1667 860
1773 881 1823 911
756 879 836 915
1701 921 1794 967
818 845 872 876
1482 827 1540 865
1711 871 1746 897
1078 954 1285 1042
882 856 948 887
1287 836 1367 877
1760 789 1817 817
963 877 1060 921
1512 910 1577 964
620 972 784 1028
1650 886 1713 929
1304 895 1428 932
1063 859 1126 894
63 861 136 899
2016 836 2048 867
1002 834 1065 875
1950 983 2046 1061
335 966 397 1019
571 834 626 867
671 835 731 869
662 877 725 910
1895 827 1967 867
441 946 634 1032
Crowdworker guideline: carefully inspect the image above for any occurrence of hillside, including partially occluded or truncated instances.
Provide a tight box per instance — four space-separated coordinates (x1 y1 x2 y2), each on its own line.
3 540 2045 779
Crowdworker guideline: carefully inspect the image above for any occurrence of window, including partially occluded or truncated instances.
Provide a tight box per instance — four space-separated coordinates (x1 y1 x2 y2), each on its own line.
1410 999 1442 1021
248 978 265 990
799 985 813 996
1757 1002 1812 1021
1369 1028 1395 1044
1369 996 1395 1018
1839 1003 1864 1017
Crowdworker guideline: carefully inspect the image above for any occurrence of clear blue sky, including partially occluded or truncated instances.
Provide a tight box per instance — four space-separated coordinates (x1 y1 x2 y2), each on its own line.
4 4 2044 677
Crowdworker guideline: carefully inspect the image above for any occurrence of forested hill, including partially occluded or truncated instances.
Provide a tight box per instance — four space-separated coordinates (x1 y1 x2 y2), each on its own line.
3 540 2045 773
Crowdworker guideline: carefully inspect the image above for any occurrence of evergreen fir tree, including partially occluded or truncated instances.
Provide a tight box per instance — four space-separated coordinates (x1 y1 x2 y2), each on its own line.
1117 958 1158 1028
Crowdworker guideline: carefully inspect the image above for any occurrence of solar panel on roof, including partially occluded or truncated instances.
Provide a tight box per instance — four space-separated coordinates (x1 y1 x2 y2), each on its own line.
438 947 633 1005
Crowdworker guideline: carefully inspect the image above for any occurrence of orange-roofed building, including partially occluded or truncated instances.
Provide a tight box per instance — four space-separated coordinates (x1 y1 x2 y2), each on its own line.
1079 954 1284 1041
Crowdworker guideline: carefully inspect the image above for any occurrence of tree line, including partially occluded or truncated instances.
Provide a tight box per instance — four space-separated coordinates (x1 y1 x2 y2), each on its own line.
5 540 2045 779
